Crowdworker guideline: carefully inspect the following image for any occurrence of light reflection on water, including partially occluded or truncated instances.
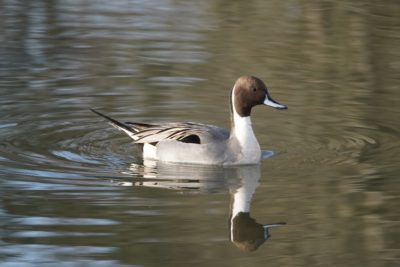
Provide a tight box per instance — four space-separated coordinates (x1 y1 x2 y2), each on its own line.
1 0 400 266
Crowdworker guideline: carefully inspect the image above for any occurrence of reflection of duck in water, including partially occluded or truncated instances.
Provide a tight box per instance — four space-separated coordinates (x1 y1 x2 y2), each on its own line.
125 162 285 251
126 161 241 192
229 165 285 252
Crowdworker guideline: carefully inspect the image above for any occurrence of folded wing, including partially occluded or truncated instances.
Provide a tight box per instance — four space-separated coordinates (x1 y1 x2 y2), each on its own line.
91 109 229 145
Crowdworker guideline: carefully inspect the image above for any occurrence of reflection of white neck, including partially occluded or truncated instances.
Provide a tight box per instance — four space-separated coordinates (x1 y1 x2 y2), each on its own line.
230 166 261 241
231 176 260 217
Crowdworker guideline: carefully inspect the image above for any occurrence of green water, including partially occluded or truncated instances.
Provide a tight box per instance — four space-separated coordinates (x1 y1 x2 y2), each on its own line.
0 1 399 266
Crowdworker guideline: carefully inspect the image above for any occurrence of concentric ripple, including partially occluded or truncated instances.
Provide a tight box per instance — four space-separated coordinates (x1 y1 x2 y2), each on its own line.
0 110 142 189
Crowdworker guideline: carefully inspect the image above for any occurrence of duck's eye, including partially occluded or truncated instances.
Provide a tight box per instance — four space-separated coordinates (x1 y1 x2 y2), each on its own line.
252 87 257 92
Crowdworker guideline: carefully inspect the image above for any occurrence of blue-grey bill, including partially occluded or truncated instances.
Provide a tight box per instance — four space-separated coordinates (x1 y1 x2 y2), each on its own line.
264 96 288 109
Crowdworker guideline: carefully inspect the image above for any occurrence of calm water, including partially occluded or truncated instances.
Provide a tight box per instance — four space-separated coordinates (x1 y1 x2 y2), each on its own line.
1 1 400 266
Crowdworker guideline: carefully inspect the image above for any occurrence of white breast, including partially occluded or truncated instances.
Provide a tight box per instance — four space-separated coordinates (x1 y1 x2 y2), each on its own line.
231 89 262 164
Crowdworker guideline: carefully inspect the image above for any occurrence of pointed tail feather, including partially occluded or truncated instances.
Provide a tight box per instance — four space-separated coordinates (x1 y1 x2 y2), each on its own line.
90 109 138 139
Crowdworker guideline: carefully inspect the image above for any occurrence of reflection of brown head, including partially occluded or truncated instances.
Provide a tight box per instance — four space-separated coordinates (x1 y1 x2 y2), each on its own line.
230 212 265 252
230 212 286 252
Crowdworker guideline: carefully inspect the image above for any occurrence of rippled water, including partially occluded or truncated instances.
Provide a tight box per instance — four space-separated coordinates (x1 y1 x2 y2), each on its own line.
1 1 400 266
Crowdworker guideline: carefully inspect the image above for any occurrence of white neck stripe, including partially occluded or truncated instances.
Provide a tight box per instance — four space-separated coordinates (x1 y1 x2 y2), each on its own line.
230 85 261 164
232 86 255 144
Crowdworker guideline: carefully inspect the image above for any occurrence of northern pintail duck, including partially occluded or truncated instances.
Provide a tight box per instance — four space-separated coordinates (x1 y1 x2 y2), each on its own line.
91 76 287 165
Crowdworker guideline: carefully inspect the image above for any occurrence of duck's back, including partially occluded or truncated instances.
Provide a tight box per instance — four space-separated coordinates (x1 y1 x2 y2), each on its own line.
130 122 230 145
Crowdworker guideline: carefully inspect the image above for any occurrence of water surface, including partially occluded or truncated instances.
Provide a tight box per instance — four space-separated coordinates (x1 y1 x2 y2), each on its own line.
1 1 400 266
